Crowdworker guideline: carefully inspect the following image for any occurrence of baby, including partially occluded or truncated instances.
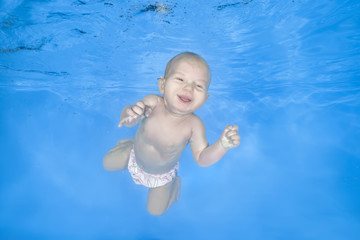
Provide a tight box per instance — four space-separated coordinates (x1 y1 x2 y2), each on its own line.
103 52 240 216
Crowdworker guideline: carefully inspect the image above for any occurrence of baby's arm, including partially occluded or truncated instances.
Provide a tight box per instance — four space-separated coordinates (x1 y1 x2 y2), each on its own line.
190 118 240 167
118 95 159 127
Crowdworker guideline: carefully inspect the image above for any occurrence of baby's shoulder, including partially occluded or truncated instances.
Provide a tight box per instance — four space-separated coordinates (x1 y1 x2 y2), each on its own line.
143 94 162 101
188 114 205 129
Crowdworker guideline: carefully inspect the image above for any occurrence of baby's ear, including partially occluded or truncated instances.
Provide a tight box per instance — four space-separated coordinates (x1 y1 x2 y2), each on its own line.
158 76 165 95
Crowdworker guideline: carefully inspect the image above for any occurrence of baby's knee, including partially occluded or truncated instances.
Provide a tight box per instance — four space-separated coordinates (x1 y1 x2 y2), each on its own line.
102 152 127 171
102 154 113 171
147 203 167 216
147 194 169 216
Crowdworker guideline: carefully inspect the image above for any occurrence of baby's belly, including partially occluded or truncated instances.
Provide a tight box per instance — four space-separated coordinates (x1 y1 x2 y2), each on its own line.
134 137 185 175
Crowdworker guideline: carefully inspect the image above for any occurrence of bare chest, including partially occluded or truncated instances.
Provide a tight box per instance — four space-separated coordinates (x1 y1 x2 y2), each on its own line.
139 112 192 150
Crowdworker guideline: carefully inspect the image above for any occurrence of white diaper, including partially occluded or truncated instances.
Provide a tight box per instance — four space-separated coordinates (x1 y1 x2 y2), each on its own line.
127 147 178 188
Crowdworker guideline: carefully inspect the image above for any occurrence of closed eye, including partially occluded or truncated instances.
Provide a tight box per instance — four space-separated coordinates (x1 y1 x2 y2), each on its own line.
176 78 184 82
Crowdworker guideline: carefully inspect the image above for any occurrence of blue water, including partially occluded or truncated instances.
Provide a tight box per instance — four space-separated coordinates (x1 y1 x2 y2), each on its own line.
1 0 359 239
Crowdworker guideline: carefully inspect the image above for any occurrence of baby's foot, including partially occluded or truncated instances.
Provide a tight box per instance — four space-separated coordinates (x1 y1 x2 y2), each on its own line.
116 138 134 145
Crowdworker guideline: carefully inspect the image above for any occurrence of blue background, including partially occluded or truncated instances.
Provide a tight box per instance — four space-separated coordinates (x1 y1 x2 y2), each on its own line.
1 0 359 239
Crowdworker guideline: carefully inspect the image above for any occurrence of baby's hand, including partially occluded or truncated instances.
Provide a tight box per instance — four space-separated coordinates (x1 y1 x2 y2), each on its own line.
220 125 240 149
118 101 152 127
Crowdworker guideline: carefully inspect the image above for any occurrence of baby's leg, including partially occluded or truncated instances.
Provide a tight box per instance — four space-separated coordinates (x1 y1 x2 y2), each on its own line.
103 138 134 171
147 177 181 216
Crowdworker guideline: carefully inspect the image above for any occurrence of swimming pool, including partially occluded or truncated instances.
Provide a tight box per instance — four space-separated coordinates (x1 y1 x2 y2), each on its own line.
1 0 359 239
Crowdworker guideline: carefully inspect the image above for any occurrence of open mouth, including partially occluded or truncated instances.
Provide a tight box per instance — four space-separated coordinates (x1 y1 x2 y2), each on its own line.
178 95 192 104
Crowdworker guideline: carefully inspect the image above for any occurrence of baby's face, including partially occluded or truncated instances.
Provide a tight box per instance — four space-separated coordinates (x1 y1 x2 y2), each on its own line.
159 58 210 116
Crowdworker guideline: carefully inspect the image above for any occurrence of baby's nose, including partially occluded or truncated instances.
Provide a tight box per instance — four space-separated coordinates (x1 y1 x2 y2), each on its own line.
183 83 194 91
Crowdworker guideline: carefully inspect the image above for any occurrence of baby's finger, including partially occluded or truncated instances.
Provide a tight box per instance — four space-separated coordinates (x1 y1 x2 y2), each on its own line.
225 125 233 131
231 134 240 140
126 108 138 118
135 101 145 109
226 129 238 138
232 139 240 147
131 105 144 116
118 118 128 127
222 125 232 135
230 135 240 145
231 125 239 131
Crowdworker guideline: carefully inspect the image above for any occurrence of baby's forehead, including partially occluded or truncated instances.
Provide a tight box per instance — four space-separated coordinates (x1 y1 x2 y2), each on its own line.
172 57 209 74
172 58 211 86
